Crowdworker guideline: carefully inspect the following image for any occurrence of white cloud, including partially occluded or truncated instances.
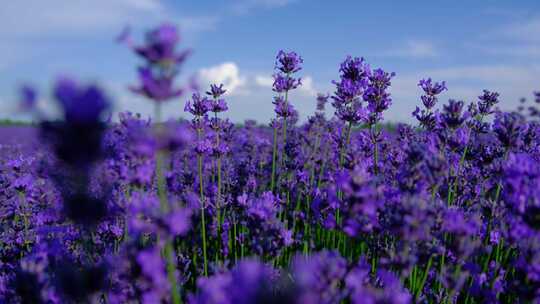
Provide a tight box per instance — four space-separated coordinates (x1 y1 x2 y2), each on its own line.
0 0 163 38
0 96 11 114
387 63 540 122
254 75 274 88
104 82 192 122
198 62 248 96
247 0 295 8
0 1 219 75
121 0 162 11
472 16 540 59
482 7 530 19
383 40 438 58
392 64 540 98
231 0 296 14
501 16 540 43
300 76 317 96
254 74 317 96
0 90 61 121
469 43 540 57
0 0 218 39
426 65 540 85
178 16 220 33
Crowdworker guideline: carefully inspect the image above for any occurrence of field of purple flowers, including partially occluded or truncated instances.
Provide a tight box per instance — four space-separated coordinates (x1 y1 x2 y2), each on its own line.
1 23 540 303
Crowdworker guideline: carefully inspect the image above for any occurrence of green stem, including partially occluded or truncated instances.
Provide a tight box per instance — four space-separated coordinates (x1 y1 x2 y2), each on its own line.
415 255 433 301
370 124 379 174
278 82 291 189
156 151 169 212
18 191 30 252
198 155 208 276
270 127 278 192
281 83 290 158
154 102 162 125
448 144 469 205
339 121 353 167
215 111 223 263
154 104 182 302
335 122 353 248
233 221 238 263
197 127 208 276
494 149 510 203
164 242 182 304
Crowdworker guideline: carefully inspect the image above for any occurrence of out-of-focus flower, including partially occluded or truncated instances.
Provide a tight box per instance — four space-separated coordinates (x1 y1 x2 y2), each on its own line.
440 99 469 129
293 250 348 303
316 93 329 111
123 23 192 104
189 259 277 304
133 23 191 66
54 77 110 124
346 258 411 304
130 67 185 102
493 111 528 149
40 77 110 168
18 85 37 111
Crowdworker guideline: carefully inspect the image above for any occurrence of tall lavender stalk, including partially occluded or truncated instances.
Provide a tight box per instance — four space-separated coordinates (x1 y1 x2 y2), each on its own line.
206 84 228 261
185 93 211 276
6 23 540 303
363 68 395 174
270 50 303 192
123 23 192 304
331 56 371 167
413 78 447 130
330 56 370 235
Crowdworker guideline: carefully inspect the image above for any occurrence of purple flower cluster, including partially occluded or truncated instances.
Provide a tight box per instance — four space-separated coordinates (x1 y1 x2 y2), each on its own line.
331 56 371 124
413 78 447 129
272 50 303 115
2 22 540 304
122 23 192 105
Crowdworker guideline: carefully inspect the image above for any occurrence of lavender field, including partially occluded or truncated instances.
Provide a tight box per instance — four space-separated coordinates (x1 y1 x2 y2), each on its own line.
1 18 540 304
0 126 37 152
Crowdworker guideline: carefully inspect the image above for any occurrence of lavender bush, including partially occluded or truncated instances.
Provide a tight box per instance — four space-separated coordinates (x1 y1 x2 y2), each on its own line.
1 23 540 303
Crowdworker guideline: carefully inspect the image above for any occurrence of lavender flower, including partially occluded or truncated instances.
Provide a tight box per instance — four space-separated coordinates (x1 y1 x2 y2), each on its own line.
123 23 192 105
316 93 329 111
185 93 212 117
477 90 500 115
272 73 302 93
440 99 469 129
18 85 37 111
331 56 371 124
5 25 540 304
133 22 191 66
364 68 395 123
419 78 447 96
293 250 348 303
275 50 303 74
206 84 227 99
130 67 185 102
493 111 528 149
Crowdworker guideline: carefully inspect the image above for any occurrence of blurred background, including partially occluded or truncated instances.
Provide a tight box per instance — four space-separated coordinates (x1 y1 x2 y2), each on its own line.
0 0 538 123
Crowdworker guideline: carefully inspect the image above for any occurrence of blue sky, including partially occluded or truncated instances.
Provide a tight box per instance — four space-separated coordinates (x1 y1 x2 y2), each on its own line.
1 0 539 123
